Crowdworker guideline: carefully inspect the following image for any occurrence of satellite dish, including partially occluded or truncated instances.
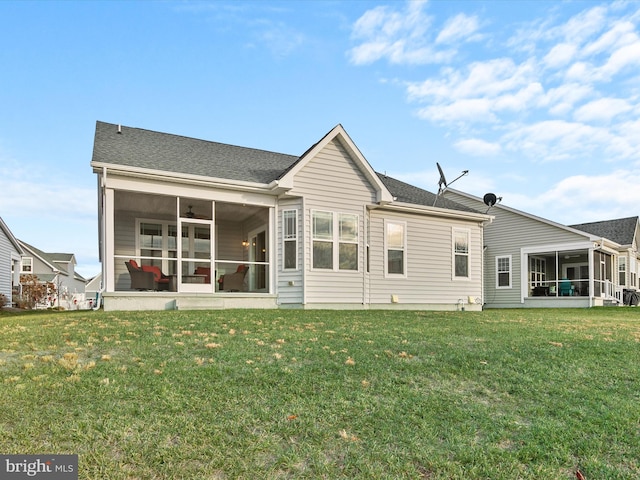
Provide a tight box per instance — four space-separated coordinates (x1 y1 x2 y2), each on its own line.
436 162 447 189
434 163 469 206
483 193 502 213
483 193 497 207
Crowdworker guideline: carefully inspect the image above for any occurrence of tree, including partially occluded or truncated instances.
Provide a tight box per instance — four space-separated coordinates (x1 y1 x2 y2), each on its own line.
19 274 57 309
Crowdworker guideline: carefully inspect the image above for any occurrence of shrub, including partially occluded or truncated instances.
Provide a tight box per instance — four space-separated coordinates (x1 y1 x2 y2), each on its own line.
0 293 6 309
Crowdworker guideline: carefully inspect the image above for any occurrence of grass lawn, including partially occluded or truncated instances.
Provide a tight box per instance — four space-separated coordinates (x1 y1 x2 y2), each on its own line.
1 308 639 479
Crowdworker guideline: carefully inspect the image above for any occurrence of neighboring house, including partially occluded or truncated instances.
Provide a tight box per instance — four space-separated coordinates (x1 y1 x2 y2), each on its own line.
85 272 102 308
569 217 640 296
0 217 24 307
91 121 492 311
444 189 628 308
18 240 87 308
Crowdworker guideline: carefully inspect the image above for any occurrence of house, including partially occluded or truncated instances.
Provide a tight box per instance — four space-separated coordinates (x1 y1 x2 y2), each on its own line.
91 121 492 311
0 217 24 307
569 217 640 302
18 240 87 308
444 189 631 308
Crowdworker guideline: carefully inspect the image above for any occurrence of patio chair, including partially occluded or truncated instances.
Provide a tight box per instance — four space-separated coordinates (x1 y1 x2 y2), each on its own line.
218 265 248 292
125 260 170 291
559 278 575 296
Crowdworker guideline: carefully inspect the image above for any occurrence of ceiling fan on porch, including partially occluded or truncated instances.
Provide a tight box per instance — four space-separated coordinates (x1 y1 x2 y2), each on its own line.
185 205 195 218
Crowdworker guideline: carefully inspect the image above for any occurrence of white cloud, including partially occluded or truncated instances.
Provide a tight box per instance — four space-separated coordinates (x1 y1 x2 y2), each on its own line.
454 138 502 156
436 13 481 44
499 169 640 225
543 43 578 68
417 98 497 124
501 120 611 162
573 97 633 123
542 83 594 116
348 0 459 65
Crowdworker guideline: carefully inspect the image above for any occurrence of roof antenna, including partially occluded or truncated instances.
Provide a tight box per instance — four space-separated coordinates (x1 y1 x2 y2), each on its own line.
483 193 502 213
433 163 468 206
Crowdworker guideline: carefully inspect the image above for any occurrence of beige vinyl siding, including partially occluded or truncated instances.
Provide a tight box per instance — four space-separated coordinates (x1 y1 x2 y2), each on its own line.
277 198 304 304
445 191 591 306
289 138 374 305
368 209 483 305
113 211 139 291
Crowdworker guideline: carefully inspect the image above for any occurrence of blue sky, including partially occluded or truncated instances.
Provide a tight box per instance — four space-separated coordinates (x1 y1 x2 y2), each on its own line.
1 0 639 278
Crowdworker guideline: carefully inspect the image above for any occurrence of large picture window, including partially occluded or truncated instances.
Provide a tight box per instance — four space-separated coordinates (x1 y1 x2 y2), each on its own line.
283 210 297 270
453 229 470 278
385 220 406 276
312 211 359 271
496 255 511 288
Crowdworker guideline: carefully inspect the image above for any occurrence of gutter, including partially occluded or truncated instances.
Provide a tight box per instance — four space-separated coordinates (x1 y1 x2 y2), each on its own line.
370 201 493 223
91 162 291 195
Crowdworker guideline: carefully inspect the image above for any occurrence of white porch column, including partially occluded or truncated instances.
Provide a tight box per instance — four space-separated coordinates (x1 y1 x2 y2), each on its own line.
104 188 115 292
588 247 594 303
269 206 276 295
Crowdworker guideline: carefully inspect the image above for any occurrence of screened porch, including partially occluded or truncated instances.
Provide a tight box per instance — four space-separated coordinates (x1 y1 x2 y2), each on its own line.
111 192 271 294
526 248 621 301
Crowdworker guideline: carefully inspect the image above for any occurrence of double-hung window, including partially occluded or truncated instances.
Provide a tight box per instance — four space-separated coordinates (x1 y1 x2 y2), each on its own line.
496 255 512 288
283 210 298 270
312 211 358 271
453 229 470 279
21 257 33 273
385 220 406 276
619 256 626 286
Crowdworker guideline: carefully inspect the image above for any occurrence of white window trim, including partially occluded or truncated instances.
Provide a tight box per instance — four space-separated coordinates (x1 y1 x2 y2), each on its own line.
21 257 33 273
452 228 471 281
384 219 407 278
282 209 298 271
496 255 512 289
311 210 360 272
618 255 627 286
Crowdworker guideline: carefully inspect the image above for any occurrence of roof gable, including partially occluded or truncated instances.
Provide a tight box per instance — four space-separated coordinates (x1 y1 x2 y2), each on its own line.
18 240 75 276
570 217 639 246
278 125 394 204
0 217 23 254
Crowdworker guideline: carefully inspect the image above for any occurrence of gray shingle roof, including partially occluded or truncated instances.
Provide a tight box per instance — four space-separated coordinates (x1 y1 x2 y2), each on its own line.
92 121 477 214
92 121 300 184
569 216 639 245
377 174 480 213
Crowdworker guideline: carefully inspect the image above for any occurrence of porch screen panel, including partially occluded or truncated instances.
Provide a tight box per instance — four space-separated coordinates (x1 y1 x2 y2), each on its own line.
140 223 163 267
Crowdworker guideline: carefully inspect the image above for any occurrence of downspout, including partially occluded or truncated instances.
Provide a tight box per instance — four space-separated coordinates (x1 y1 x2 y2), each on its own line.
362 204 367 307
94 167 107 309
302 197 307 306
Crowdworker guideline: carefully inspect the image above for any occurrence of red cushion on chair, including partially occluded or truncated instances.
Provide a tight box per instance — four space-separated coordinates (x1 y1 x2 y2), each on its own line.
142 265 168 283
129 259 140 270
